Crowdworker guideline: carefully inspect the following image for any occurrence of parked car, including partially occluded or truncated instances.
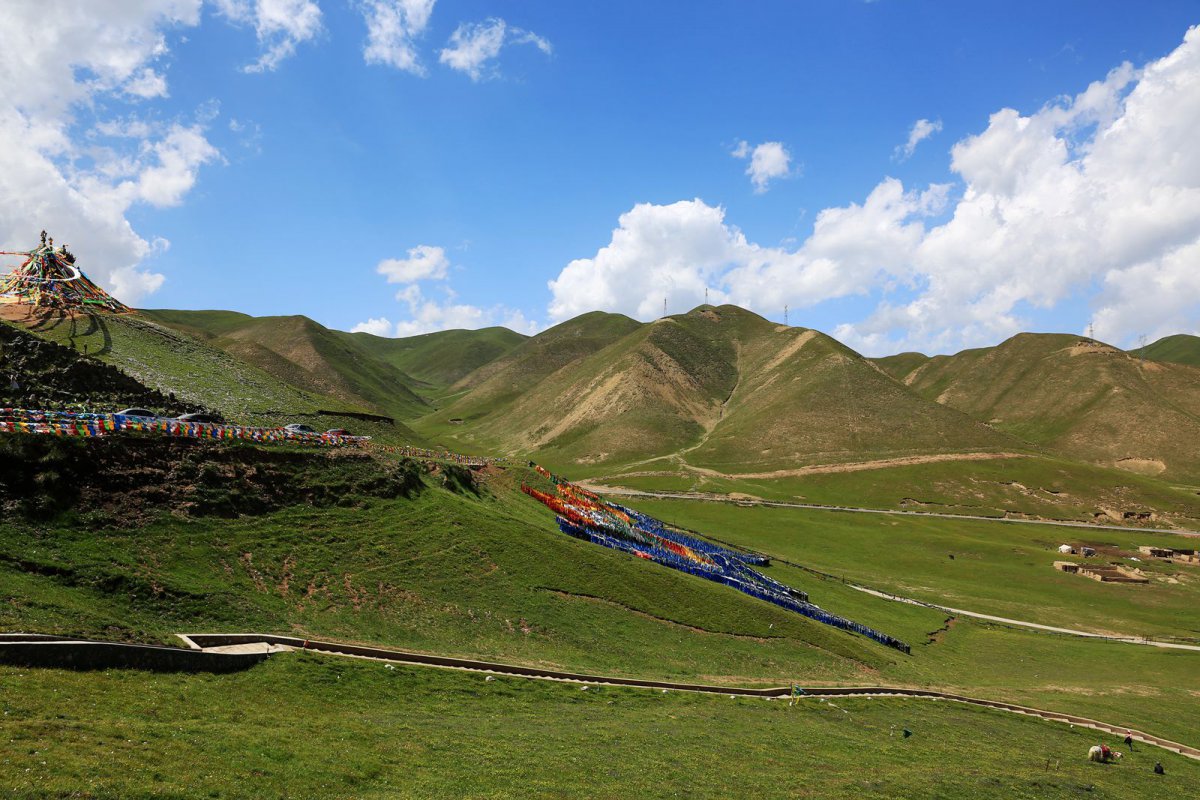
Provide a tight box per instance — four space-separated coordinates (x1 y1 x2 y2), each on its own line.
176 412 225 424
325 428 353 436
116 408 157 418
284 423 317 434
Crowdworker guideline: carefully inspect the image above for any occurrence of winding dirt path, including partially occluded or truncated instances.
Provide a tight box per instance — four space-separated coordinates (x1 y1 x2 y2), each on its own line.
579 483 1200 538
845 584 1200 652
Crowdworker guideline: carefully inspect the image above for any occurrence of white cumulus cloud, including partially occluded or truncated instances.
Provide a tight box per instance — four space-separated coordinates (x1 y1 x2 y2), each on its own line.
360 0 436 74
547 182 945 324
731 140 793 193
351 316 395 336
390 286 538 337
0 0 221 306
358 244 540 337
439 18 551 81
377 244 450 283
216 0 323 73
554 26 1200 354
894 118 943 161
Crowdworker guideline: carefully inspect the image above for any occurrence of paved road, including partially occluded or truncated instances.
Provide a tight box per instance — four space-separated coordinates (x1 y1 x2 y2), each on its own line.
583 483 1200 537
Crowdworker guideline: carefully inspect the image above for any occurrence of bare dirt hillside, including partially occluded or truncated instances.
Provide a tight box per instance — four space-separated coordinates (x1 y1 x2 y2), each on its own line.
420 305 1019 472
883 333 1200 481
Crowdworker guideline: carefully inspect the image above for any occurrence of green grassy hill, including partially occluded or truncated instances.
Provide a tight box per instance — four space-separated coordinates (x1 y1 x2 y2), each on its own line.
2 308 424 444
871 350 931 381
3 436 1200 781
142 309 431 420
420 306 1020 474
0 437 888 682
416 310 644 442
343 325 527 394
884 333 1200 482
683 309 1012 472
8 309 1200 797
1141 333 1200 367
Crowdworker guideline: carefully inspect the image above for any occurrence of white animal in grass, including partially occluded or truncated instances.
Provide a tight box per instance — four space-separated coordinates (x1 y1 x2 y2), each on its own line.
1088 746 1123 763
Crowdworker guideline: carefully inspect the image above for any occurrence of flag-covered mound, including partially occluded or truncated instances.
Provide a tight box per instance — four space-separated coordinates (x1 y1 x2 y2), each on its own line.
522 464 910 653
0 233 128 313
0 408 367 447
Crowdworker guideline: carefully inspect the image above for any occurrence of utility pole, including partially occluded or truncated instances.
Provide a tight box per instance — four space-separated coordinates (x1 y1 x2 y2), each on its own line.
1087 322 1094 341
663 297 667 317
784 305 789 326
705 287 709 305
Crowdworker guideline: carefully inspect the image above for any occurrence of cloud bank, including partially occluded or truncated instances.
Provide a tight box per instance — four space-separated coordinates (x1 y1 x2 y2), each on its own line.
0 1 221 305
550 26 1200 354
355 245 538 337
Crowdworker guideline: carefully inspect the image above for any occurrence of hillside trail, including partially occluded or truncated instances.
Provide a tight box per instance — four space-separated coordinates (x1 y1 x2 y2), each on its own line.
579 482 1200 538
584 451 1025 484
844 584 1200 652
173 633 1200 761
671 340 747 464
599 339 749 475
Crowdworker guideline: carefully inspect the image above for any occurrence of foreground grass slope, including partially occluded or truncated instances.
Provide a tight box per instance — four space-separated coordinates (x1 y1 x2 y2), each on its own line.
632 498 1200 641
0 439 882 684
3 655 1195 800
3 436 1200 745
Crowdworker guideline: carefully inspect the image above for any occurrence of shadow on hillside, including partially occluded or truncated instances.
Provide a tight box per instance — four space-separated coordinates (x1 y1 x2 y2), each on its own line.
73 313 112 356
23 308 113 356
28 307 66 333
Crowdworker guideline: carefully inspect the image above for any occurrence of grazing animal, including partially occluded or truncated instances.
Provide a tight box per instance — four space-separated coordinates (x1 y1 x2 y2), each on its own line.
1088 746 1123 763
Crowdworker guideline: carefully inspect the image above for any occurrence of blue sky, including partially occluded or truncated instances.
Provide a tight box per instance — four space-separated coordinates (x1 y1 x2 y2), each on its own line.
3 1 1199 354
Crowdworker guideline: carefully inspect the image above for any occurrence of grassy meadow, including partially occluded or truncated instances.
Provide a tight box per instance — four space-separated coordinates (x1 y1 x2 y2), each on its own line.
5 311 419 444
2 653 1196 800
584 455 1200 529
631 497 1200 641
4 454 1200 747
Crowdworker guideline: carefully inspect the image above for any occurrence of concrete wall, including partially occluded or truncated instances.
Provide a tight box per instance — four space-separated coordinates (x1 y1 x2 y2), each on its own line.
0 638 268 673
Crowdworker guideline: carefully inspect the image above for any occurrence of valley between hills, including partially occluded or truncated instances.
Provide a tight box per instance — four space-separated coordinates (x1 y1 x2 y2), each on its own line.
3 303 1200 798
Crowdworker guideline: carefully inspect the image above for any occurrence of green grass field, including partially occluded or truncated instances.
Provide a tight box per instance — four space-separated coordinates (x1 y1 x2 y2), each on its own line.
584 455 1200 530
630 498 1200 642
3 654 1196 800
4 451 1200 747
0 463 882 686
6 311 423 444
